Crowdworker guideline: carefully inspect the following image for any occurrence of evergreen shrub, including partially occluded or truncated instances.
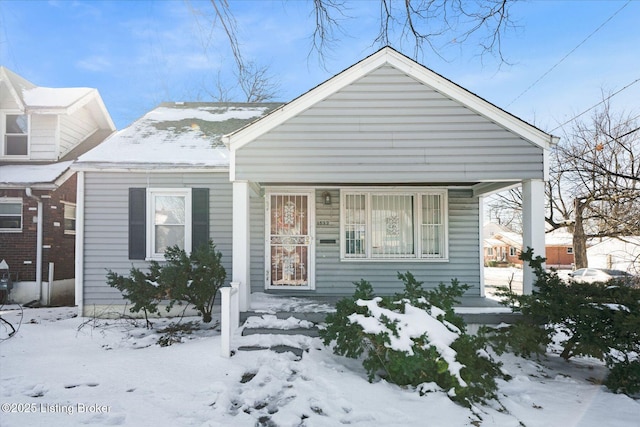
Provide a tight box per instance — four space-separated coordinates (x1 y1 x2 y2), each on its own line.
320 273 504 406
106 240 226 324
493 248 640 394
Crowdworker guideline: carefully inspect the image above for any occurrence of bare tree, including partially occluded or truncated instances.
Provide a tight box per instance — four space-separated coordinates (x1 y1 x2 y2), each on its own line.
207 0 516 70
376 0 514 62
490 97 640 269
236 61 280 103
557 100 640 268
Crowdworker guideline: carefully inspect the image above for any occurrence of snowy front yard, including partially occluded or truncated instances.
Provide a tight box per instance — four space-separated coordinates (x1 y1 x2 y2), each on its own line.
0 305 638 427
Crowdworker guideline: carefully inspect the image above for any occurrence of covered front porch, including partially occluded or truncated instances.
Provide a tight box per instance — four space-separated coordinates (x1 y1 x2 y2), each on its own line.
230 180 546 313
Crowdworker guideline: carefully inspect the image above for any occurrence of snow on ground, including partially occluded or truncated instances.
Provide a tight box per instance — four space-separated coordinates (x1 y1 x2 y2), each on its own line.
0 305 638 427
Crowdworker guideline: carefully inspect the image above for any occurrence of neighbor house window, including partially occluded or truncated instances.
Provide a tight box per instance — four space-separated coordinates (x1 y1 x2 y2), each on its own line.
341 189 447 261
146 188 192 260
509 247 518 257
62 202 76 235
0 199 22 231
567 247 574 254
4 114 29 156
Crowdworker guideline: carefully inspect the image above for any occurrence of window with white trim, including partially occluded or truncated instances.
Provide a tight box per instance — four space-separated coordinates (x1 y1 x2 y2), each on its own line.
62 202 76 235
341 189 447 260
509 246 518 256
146 188 192 260
3 114 29 156
0 198 22 231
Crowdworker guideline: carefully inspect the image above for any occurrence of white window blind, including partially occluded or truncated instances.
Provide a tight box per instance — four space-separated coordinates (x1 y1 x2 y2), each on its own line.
341 189 447 261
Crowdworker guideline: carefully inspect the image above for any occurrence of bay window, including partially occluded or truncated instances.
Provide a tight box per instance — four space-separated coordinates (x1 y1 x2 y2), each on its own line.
341 189 447 261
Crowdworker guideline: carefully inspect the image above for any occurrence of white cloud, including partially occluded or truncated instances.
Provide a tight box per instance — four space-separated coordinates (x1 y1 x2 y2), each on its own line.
76 55 112 72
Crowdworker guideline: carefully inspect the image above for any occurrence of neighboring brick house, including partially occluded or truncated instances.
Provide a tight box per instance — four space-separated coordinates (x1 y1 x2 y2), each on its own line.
544 229 574 269
484 223 574 268
0 66 114 305
484 227 523 266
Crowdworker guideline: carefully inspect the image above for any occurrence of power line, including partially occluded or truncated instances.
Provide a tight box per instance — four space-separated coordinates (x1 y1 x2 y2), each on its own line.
507 1 631 107
550 78 640 133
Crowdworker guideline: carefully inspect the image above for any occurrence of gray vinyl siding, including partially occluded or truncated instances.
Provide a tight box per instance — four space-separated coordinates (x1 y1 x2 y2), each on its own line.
235 65 543 183
249 191 266 289
250 188 481 297
82 171 233 307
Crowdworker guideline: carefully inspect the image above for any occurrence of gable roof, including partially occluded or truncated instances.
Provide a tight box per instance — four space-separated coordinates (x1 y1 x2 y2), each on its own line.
0 66 115 130
223 47 557 152
74 102 282 170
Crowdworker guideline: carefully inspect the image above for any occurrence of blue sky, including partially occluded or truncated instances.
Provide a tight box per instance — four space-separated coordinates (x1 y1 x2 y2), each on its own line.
1 0 639 133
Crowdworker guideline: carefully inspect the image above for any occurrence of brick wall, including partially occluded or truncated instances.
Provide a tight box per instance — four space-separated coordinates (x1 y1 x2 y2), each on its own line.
0 174 77 282
546 246 574 268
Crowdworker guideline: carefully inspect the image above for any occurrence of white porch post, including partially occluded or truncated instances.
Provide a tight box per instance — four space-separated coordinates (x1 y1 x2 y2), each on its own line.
232 181 251 311
522 179 546 294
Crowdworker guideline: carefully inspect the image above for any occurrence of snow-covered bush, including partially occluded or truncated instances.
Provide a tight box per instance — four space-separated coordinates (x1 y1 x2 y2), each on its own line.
320 273 504 406
494 248 640 395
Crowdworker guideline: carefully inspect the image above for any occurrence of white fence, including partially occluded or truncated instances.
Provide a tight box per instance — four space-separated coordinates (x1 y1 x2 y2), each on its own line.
220 282 240 357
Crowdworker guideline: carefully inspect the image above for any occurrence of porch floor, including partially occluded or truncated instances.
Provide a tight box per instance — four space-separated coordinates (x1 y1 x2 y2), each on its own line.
241 292 517 326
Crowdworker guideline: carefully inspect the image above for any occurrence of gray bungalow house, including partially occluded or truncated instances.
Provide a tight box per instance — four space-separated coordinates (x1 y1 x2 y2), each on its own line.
74 47 555 316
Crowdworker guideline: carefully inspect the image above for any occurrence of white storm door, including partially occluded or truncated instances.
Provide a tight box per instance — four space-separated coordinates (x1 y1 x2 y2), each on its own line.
266 191 315 290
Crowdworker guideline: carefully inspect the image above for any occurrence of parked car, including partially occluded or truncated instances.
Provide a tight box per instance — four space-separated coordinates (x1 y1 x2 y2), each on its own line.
568 268 639 286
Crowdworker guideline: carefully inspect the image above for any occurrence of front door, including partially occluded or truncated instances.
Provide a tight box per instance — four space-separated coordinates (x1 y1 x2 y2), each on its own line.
266 191 315 289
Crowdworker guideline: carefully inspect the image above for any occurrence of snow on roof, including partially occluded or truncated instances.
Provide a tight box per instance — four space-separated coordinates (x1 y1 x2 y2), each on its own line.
496 231 522 246
23 87 93 109
545 229 573 246
588 236 640 249
0 161 74 185
76 102 281 167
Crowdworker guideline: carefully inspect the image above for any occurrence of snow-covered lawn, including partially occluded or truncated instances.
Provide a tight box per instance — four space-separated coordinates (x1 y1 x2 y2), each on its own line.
1 305 638 427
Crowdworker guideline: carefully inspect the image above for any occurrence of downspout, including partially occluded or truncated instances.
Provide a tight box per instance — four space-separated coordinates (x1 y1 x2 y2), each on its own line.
25 188 43 304
75 171 84 316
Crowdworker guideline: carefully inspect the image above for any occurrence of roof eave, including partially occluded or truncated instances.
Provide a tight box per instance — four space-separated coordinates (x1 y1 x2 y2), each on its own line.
72 162 230 172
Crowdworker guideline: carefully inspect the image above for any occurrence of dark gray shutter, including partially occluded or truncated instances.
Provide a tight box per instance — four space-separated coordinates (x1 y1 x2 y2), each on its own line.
192 188 210 251
129 188 146 260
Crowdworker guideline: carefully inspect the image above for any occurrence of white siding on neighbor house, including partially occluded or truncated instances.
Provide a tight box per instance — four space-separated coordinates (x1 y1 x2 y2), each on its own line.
235 65 544 184
28 115 57 160
587 238 640 272
0 84 20 110
82 171 233 308
59 109 97 158
250 188 481 297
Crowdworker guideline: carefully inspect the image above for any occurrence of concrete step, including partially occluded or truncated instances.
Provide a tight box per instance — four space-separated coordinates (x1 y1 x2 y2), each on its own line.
242 327 320 338
240 311 329 324
237 345 304 359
